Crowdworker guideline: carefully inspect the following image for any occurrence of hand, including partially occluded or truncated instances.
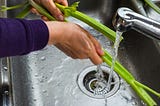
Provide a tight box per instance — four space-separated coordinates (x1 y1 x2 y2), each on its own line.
32 0 68 21
45 21 104 64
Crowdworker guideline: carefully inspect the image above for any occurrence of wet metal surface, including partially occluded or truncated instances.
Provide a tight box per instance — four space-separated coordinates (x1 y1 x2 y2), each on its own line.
77 65 120 99
1 0 160 106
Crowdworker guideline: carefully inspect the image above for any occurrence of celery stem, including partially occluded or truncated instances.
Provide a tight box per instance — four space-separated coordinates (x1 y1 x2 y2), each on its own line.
9 1 160 105
16 3 31 18
144 0 160 14
29 0 56 21
135 80 160 98
1 1 28 11
55 3 121 42
71 11 117 42
102 50 157 106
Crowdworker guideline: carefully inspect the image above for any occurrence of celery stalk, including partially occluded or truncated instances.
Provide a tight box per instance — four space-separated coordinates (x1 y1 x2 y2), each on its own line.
102 50 157 106
143 0 160 14
0 1 28 11
28 0 56 21
32 2 160 105
29 0 119 42
55 3 119 42
16 3 31 18
134 80 160 98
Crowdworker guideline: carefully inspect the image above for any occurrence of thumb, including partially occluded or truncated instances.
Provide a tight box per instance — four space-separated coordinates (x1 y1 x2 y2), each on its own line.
41 0 64 21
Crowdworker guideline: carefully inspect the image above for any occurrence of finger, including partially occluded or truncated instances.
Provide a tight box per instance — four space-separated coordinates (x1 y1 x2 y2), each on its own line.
30 8 41 16
88 35 104 56
41 0 64 21
30 8 36 14
83 38 103 64
80 26 104 56
75 25 104 63
89 47 103 65
41 16 50 21
55 0 68 6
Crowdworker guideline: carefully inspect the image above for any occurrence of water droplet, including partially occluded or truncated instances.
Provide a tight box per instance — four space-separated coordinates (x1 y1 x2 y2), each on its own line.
33 99 37 101
50 71 52 73
34 73 38 77
33 52 38 55
3 67 8 70
40 79 44 83
42 90 47 93
131 101 137 105
141 100 146 106
40 56 46 61
4 91 9 95
55 100 59 106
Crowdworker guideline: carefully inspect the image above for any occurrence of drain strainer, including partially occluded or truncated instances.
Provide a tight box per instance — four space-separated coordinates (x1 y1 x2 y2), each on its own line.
77 65 120 99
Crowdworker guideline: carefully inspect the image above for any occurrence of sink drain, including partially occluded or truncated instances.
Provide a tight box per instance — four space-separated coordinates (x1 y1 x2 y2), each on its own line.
77 65 120 99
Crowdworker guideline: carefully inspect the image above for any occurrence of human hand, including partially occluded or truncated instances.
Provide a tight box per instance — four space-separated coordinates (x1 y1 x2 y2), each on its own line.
32 0 68 21
45 21 104 65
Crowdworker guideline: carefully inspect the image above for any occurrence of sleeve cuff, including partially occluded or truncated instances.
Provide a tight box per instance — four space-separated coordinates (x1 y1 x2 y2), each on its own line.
21 19 49 52
0 18 49 57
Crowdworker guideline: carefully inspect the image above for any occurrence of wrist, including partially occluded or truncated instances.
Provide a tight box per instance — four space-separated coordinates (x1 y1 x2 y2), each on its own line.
44 21 61 45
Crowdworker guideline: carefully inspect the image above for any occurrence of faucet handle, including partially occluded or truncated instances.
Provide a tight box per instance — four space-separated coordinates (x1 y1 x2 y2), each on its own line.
112 7 133 32
113 7 160 41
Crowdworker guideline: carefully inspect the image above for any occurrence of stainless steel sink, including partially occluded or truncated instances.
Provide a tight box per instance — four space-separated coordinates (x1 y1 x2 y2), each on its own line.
1 0 159 106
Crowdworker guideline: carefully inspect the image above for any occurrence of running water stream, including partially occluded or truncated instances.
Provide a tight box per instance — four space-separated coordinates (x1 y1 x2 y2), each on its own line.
106 31 122 93
94 31 123 106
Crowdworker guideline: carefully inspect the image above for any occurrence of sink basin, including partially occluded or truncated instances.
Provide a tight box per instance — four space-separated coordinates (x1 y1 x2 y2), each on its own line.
1 0 159 106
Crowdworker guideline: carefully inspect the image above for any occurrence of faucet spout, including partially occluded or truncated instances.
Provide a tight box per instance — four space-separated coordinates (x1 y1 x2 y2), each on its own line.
113 7 160 41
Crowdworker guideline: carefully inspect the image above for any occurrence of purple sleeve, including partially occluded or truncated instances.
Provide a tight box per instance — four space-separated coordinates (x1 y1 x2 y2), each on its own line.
0 18 49 57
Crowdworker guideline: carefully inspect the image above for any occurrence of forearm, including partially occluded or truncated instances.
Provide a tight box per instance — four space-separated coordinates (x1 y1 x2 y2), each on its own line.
0 18 49 57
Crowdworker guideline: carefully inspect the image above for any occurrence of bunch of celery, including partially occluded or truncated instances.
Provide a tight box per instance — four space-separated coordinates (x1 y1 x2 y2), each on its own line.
1 1 160 106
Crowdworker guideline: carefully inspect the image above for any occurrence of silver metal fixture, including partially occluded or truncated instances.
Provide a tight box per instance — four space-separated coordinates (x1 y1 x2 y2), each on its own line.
77 65 120 99
6 0 160 105
0 58 11 106
0 66 9 93
113 7 160 41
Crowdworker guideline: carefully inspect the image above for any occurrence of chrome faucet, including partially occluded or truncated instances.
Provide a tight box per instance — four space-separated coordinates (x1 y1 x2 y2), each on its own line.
113 7 160 41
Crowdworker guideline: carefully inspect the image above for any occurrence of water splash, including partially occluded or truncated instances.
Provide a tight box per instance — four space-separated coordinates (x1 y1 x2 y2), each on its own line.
47 57 71 83
94 31 123 106
40 56 46 61
105 31 122 105
94 64 107 96
106 31 122 92
96 64 106 84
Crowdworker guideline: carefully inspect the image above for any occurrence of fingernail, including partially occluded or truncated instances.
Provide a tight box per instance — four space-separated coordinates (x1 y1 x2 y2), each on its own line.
31 10 35 14
98 49 104 56
58 15 64 21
